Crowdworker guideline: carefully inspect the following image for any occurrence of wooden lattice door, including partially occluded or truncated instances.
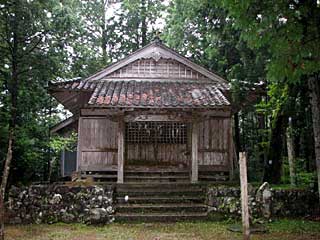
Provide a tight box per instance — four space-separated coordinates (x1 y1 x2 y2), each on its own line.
125 121 189 166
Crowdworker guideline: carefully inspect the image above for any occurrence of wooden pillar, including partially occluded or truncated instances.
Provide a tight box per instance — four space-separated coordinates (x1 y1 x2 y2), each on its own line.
228 118 234 181
76 117 83 172
61 149 65 177
191 122 199 183
239 152 250 240
117 119 125 183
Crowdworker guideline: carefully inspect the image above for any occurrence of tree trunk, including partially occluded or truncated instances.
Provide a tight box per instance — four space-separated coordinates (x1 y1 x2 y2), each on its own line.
140 0 147 47
308 75 320 202
101 0 108 63
263 113 287 183
102 29 107 63
234 112 241 155
0 2 19 238
0 131 13 240
286 117 296 186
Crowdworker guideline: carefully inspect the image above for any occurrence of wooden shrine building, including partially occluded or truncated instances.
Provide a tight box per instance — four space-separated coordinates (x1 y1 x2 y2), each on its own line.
49 39 235 183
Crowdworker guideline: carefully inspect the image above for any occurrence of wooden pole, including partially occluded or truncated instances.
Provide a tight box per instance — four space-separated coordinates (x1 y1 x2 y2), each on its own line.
117 119 125 183
239 152 250 240
191 122 199 183
76 117 83 172
228 118 234 181
286 117 296 186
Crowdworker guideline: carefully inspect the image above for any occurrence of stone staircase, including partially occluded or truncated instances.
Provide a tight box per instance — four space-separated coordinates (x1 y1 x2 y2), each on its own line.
115 183 208 222
124 169 190 183
79 167 229 183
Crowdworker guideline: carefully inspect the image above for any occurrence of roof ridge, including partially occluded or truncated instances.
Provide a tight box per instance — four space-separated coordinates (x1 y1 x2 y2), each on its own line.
49 77 82 85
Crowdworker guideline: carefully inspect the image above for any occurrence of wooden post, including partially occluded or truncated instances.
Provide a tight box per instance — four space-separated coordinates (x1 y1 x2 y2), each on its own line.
239 152 250 240
117 119 125 183
228 118 234 181
61 149 65 177
191 122 199 183
286 117 296 186
76 117 83 172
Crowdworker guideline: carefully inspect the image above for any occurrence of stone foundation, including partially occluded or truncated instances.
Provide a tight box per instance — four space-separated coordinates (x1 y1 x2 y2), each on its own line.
206 183 319 220
6 184 115 224
6 183 319 224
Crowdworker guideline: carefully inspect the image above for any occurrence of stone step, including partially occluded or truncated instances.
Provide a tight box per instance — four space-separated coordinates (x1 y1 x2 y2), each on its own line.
116 196 205 204
82 174 117 178
123 175 190 183
125 175 189 179
116 189 205 197
125 180 190 184
116 186 204 192
116 203 207 213
199 175 228 181
116 183 203 191
125 172 189 176
125 169 189 173
116 212 208 222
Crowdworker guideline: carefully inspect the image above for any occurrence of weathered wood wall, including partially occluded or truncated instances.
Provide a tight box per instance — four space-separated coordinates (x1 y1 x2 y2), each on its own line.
126 117 231 168
126 143 188 166
77 116 232 171
106 58 209 80
78 117 118 171
197 117 231 168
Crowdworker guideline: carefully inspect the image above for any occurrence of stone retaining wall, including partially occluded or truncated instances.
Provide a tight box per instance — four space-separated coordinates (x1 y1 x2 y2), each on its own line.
6 184 115 224
207 183 319 220
6 183 318 224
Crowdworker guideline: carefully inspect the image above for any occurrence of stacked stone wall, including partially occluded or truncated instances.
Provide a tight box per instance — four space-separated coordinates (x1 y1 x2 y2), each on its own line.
6 184 114 224
207 183 319 220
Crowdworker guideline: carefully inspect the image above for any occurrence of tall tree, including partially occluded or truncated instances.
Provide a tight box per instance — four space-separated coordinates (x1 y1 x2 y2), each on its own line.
77 0 112 66
106 0 165 60
0 1 87 238
222 0 320 192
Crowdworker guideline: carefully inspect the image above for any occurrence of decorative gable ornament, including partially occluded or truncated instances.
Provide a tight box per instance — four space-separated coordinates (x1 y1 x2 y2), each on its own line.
149 51 162 62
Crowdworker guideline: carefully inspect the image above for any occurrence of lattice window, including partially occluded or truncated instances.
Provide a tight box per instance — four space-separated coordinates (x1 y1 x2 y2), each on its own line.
126 122 188 144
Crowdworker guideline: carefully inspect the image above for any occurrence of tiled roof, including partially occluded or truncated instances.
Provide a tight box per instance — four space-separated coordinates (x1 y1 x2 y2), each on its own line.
50 79 230 108
88 80 230 107
51 78 98 91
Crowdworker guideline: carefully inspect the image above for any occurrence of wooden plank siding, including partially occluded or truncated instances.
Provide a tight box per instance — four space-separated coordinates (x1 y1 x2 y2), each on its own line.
76 115 232 174
197 117 231 168
191 122 199 182
105 58 209 80
125 117 231 170
78 117 118 171
126 143 188 166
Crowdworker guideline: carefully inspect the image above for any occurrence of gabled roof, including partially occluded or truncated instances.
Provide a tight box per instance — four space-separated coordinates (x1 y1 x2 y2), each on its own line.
49 39 231 110
84 39 228 84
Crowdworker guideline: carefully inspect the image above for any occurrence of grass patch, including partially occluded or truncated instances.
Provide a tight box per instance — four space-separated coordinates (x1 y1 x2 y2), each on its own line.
267 219 320 233
5 219 320 240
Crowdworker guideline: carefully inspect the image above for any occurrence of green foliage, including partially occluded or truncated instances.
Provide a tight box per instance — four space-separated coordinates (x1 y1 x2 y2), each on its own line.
282 157 316 187
222 0 320 81
0 0 87 183
50 132 78 153
106 0 165 60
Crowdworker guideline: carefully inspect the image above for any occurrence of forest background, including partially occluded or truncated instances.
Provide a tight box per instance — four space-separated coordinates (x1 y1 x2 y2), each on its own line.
0 0 319 191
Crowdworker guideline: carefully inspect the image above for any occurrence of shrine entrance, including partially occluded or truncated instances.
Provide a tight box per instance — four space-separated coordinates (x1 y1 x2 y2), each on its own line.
125 121 190 169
